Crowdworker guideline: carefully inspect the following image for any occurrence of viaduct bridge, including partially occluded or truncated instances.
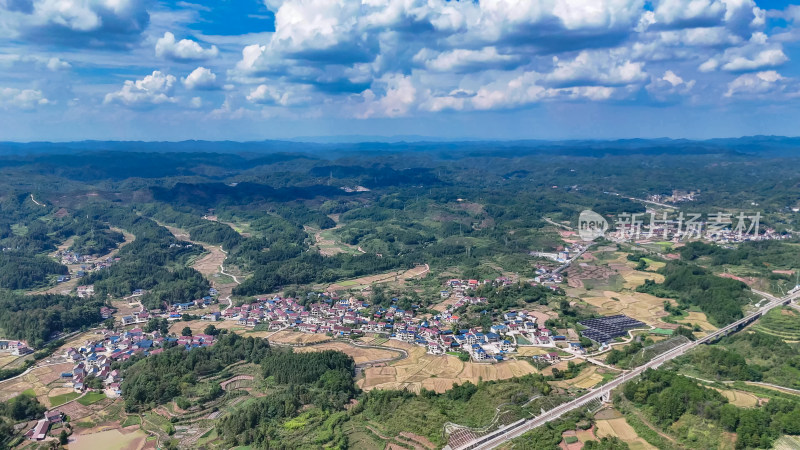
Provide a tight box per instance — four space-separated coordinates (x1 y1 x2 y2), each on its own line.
450 289 798 450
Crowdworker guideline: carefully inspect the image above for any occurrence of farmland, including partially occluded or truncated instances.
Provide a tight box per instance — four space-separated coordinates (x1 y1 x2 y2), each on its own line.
356 340 537 393
578 290 672 327
593 408 656 450
294 341 401 365
751 306 800 340
323 264 430 293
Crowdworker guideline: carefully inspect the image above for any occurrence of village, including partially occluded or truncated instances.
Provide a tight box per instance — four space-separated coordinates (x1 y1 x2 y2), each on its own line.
55 249 120 283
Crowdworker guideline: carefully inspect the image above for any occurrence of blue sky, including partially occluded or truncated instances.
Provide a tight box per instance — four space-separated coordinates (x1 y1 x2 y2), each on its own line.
1 0 800 141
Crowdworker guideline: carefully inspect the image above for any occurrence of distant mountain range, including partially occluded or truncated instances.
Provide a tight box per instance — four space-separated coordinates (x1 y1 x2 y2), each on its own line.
0 135 799 157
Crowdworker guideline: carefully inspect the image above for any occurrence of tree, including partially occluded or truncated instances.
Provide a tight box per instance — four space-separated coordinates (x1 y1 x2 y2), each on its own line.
59 429 69 445
181 327 192 337
203 324 219 336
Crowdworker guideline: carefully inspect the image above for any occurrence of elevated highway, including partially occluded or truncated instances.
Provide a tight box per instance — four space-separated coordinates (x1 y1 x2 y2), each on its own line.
452 290 798 450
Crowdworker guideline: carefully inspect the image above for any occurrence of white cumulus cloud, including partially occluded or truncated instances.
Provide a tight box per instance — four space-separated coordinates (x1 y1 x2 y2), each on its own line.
182 67 219 90
156 32 219 62
724 70 798 98
0 87 50 110
104 70 177 107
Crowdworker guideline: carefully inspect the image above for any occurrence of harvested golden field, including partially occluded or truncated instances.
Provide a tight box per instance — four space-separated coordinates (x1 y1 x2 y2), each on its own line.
357 340 536 393
169 319 246 335
619 269 664 290
295 342 400 365
675 311 717 333
515 347 549 357
580 290 672 326
595 411 656 450
433 294 461 312
552 365 606 390
325 264 429 292
268 330 332 345
712 388 759 407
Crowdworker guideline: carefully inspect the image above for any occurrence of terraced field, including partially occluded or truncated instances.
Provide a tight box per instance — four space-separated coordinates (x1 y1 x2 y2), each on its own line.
751 306 800 340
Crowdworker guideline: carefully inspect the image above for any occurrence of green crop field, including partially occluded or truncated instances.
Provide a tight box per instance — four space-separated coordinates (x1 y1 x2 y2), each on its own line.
49 392 81 407
77 391 107 406
752 307 800 340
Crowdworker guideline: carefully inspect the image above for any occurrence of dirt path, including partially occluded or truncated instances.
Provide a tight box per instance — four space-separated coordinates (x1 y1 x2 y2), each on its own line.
30 193 46 207
163 225 239 309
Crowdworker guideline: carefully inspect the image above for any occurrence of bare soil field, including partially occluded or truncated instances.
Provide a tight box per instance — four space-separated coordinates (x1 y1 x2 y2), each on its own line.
432 294 461 312
718 272 758 286
70 427 148 450
357 340 536 393
567 263 618 289
295 341 400 365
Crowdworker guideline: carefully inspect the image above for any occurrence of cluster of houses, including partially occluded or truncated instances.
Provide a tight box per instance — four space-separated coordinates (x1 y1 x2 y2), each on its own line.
439 277 515 299
219 295 372 336
62 327 216 395
55 250 119 280
118 288 218 326
0 339 33 356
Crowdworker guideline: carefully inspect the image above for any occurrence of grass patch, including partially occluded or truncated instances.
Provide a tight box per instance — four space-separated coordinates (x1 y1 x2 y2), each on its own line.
11 223 28 236
214 273 235 284
49 392 80 407
76 421 96 428
516 335 532 345
21 388 36 397
77 391 107 406
198 428 218 445
121 415 142 427
564 435 579 444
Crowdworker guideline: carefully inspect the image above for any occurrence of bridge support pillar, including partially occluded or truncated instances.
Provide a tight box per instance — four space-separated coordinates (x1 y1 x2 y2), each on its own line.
601 391 611 403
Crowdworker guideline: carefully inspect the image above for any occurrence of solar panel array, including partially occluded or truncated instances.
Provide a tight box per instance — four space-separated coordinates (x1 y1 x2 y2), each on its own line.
579 314 646 343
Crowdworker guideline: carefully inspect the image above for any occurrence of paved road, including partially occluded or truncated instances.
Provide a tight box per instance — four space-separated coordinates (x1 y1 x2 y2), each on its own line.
456 290 799 450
